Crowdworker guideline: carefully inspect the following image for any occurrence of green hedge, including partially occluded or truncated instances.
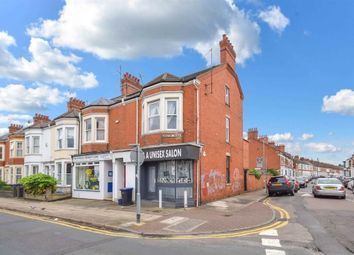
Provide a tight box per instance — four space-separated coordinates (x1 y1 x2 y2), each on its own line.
0 180 12 191
249 169 262 180
20 174 57 195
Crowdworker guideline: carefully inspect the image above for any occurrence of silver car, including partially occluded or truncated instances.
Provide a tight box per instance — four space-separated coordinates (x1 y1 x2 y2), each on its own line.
312 178 346 199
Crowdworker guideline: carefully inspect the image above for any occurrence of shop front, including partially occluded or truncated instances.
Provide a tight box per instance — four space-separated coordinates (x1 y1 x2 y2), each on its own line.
72 152 113 200
141 144 200 207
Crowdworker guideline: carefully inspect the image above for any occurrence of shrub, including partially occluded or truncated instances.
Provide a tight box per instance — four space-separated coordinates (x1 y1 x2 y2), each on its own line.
266 169 279 176
20 174 57 195
249 168 262 180
0 180 12 191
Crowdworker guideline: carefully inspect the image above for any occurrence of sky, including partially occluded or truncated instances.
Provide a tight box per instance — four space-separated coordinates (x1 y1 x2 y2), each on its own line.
0 0 353 165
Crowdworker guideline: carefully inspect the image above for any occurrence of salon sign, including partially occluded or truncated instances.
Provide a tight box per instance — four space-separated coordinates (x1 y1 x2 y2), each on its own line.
143 145 200 162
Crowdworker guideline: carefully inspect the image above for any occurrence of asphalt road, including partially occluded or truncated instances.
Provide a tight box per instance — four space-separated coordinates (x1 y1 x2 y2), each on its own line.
0 185 353 255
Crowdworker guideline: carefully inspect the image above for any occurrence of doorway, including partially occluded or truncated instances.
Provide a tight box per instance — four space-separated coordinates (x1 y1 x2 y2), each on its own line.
244 169 248 191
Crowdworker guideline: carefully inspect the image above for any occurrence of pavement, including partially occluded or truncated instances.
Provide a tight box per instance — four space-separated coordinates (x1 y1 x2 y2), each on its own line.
0 189 274 236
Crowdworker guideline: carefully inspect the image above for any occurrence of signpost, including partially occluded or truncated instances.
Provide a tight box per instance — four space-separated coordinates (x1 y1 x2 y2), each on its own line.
130 144 144 224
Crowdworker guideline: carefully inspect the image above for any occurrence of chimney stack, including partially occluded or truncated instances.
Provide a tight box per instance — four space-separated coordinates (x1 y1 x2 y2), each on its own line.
276 145 285 152
67 98 85 112
219 34 236 70
8 124 23 134
33 114 50 124
121 72 142 97
248 128 258 140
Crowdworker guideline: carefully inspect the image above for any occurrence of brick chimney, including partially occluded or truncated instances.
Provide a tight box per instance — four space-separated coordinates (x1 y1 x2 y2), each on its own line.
276 145 285 152
33 113 50 124
259 136 269 144
219 34 236 70
8 124 23 134
67 98 85 112
121 72 142 97
269 141 275 147
248 128 258 140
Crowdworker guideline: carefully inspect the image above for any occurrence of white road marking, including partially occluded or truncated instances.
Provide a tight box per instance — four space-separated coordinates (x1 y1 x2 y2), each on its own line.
262 238 282 247
301 193 312 197
259 229 278 236
265 249 286 255
207 201 228 208
160 216 186 225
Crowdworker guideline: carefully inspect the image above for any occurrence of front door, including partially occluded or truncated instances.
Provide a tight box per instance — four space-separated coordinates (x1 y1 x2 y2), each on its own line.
147 165 156 199
244 169 248 191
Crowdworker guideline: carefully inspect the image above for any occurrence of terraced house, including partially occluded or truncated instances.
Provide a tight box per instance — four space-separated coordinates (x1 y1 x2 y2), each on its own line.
72 34 244 206
0 124 25 184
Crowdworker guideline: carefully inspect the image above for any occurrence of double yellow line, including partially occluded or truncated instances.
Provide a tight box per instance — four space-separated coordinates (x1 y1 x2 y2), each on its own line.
0 198 290 240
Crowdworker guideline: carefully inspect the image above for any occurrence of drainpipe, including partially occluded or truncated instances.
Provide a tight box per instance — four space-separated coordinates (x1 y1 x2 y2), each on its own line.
193 79 201 207
78 112 82 154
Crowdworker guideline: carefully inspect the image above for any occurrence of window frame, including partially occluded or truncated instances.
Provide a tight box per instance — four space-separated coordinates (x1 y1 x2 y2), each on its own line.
95 117 105 141
148 100 161 132
225 85 230 106
0 145 4 160
32 136 40 154
166 99 178 131
82 115 108 144
143 92 183 134
66 127 75 148
225 116 230 143
226 155 231 184
25 137 30 154
57 128 63 149
16 141 23 157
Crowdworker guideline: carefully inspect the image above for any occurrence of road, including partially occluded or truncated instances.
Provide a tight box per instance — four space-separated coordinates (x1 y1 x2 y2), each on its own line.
0 185 353 255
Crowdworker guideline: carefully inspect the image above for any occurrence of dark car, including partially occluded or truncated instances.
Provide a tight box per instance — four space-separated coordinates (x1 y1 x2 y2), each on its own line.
297 177 307 188
267 176 295 196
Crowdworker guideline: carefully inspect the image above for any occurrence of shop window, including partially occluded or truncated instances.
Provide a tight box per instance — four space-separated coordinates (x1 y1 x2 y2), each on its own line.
176 160 193 183
66 127 75 148
32 137 40 154
95 117 105 141
226 156 231 184
76 165 100 191
15 168 22 183
148 100 160 131
160 186 175 201
157 161 175 183
176 187 193 200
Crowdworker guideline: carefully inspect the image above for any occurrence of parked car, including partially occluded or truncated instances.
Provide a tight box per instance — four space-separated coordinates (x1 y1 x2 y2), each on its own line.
347 179 354 190
267 176 295 196
343 177 354 188
297 177 307 188
312 178 346 199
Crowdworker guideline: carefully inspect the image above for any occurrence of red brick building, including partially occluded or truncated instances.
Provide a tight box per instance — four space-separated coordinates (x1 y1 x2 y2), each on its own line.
0 124 24 184
72 34 244 206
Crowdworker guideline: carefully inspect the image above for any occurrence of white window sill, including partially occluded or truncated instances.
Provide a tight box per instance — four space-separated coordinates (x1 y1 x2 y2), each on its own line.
143 130 184 136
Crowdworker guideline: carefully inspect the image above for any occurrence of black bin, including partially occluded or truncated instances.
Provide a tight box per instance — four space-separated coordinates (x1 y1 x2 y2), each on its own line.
12 184 24 198
120 188 133 206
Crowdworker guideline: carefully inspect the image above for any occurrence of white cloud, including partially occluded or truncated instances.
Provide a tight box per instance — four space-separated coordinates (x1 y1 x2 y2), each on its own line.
322 89 354 115
352 141 354 147
258 5 289 33
283 142 301 155
305 142 340 153
0 128 8 136
0 114 32 125
301 133 314 141
28 0 261 65
0 84 69 112
0 31 97 88
269 132 293 142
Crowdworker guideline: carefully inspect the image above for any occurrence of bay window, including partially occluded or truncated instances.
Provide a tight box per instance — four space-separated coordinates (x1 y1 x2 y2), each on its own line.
83 116 107 143
32 136 40 154
95 118 105 141
84 118 92 142
66 127 75 148
10 142 14 158
16 142 23 157
0 145 3 160
148 101 160 131
166 100 177 130
25 137 30 154
57 128 63 149
16 168 22 183
144 93 182 134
